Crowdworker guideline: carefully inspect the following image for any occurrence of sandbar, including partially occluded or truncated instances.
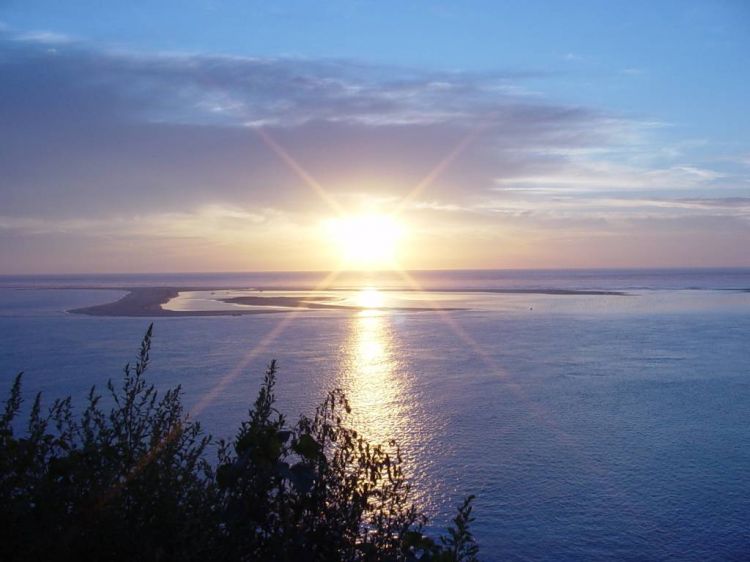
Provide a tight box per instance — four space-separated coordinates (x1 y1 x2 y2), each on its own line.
68 287 283 317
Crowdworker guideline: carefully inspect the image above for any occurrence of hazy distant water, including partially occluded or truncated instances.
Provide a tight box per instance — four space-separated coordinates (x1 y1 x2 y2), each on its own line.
2 266 750 290
1 269 749 560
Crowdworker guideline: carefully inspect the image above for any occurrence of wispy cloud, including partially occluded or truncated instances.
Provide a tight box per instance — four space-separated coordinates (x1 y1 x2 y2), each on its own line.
493 162 730 193
14 30 75 44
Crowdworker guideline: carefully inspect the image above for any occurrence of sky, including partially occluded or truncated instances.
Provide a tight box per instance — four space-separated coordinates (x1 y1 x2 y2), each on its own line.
1 0 749 273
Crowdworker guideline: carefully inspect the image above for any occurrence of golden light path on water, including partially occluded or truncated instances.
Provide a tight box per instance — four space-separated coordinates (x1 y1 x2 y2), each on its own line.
343 307 401 448
339 289 436 511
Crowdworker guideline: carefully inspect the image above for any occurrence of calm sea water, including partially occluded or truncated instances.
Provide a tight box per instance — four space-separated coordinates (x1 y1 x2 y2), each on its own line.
1 269 749 560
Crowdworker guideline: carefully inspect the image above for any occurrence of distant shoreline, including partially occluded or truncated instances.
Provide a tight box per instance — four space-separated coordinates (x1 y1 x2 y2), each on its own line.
63 286 629 318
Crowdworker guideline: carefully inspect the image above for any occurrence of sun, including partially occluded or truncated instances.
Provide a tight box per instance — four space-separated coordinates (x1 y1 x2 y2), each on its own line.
324 213 405 269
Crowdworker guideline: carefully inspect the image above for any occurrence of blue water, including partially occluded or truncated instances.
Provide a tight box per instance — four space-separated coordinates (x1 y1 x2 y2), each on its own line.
1 269 749 560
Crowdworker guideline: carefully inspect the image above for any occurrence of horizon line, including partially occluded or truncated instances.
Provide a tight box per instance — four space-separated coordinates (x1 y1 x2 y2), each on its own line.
2 265 750 277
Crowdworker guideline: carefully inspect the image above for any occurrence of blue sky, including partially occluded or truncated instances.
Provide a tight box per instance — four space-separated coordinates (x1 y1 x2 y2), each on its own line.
1 1 748 271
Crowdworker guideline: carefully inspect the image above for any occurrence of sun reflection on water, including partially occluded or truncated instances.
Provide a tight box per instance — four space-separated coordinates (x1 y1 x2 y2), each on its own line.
338 288 441 515
343 307 403 447
354 286 385 309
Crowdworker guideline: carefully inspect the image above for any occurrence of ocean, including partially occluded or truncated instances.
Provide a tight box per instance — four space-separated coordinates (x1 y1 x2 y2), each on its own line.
1 268 749 560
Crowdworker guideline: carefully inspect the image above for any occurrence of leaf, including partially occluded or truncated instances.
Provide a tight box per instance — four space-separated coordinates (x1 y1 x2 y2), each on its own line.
277 430 292 443
289 463 315 494
293 433 321 460
216 463 235 488
275 460 291 479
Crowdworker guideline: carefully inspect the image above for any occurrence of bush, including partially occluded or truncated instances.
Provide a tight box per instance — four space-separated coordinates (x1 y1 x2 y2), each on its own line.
0 325 479 561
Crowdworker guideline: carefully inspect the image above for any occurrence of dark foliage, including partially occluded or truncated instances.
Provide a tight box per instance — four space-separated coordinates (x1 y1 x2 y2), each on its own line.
0 325 479 561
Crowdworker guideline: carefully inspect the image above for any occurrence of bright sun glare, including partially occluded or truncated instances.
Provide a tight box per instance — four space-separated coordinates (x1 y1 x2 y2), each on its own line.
356 287 385 309
324 214 404 268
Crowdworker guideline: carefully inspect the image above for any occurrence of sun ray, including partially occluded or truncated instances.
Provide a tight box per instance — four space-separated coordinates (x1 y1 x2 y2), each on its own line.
393 268 575 438
188 268 343 418
384 270 648 524
393 116 495 216
254 126 344 215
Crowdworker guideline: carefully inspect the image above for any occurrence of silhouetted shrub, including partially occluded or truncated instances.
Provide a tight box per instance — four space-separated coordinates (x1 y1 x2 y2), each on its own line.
0 325 478 561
